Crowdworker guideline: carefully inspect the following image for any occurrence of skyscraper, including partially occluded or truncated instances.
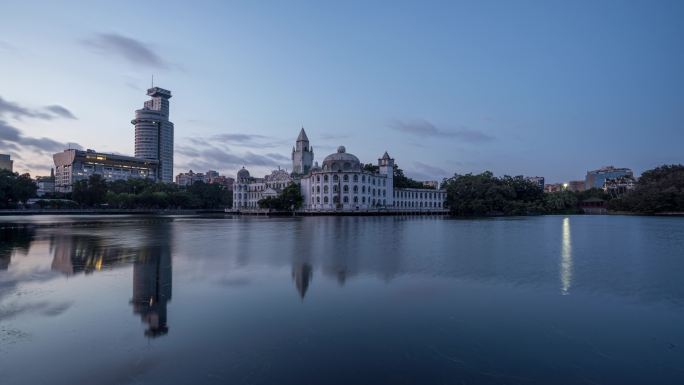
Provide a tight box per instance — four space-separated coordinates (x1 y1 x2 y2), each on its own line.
131 87 174 183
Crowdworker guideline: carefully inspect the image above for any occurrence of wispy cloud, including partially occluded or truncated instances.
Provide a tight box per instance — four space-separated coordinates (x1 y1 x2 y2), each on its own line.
81 33 168 69
0 96 78 121
0 120 78 154
389 119 494 143
44 105 77 119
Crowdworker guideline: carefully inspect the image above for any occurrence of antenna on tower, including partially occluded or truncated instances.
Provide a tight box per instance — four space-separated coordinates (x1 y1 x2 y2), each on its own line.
151 74 154 88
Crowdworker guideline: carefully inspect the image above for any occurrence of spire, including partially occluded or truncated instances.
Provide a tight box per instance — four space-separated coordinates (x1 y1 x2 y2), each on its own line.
382 151 390 160
297 127 309 142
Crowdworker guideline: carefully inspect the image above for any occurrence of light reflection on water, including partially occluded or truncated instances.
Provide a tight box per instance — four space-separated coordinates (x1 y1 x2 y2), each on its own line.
0 215 683 385
561 216 573 295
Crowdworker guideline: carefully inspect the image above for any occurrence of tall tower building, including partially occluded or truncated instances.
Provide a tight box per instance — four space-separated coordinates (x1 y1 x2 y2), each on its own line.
292 127 314 174
379 151 395 206
131 87 174 183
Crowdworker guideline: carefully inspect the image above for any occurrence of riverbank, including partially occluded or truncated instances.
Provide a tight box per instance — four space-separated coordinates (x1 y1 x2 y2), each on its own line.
0 208 227 216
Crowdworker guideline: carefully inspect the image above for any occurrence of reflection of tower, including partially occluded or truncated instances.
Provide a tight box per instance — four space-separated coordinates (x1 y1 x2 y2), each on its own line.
292 262 313 299
560 217 573 295
131 225 173 337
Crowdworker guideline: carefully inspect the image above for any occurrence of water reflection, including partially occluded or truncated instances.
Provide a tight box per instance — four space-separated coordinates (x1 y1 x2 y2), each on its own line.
50 233 135 275
130 224 173 338
561 217 573 295
0 227 35 270
292 263 313 298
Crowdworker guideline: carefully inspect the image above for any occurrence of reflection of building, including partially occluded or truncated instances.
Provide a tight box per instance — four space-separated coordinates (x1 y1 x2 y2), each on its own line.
53 149 158 193
0 228 35 270
234 129 447 211
292 262 313 299
0 153 13 172
50 234 136 275
130 228 172 338
585 166 633 190
132 87 174 183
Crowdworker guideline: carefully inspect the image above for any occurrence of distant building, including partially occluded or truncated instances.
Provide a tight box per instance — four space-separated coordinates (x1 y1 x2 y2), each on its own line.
175 170 205 186
544 183 565 193
204 170 219 181
585 166 633 190
603 175 636 198
525 176 545 189
0 154 13 172
35 170 55 197
132 87 174 183
422 180 439 189
53 149 158 193
207 175 234 190
567 180 585 192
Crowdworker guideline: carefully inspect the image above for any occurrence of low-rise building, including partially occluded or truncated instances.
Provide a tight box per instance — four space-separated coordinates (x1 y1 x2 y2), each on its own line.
526 176 545 189
0 154 13 172
567 180 585 192
544 183 565 193
175 170 205 186
35 173 55 197
422 180 439 189
603 176 636 197
53 149 158 193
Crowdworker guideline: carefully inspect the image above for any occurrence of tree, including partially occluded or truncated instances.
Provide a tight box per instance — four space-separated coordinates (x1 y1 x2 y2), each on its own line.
0 170 38 208
72 174 107 207
609 164 684 213
257 183 303 211
393 164 425 189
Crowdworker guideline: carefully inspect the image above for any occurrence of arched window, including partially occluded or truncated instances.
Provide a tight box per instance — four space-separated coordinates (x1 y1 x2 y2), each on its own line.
333 175 339 182
316 175 320 182
372 188 376 196
353 185 358 193
344 162 351 170
343 174 349 182
343 196 349 203
353 174 358 182
323 185 329 193
362 186 366 193
362 197 366 203
372 179 376 185
333 185 339 193
316 196 320 203
316 186 320 193
353 196 358 203
333 196 339 204
383 190 386 197
324 175 329 182
362 175 366 183
324 196 329 203
343 185 349 193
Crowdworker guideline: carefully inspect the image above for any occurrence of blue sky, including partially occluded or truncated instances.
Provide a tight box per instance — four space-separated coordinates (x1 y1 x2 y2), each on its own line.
1 0 682 183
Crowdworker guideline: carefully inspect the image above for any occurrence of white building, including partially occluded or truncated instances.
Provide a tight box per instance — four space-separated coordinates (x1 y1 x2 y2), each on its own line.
233 129 447 212
131 87 174 183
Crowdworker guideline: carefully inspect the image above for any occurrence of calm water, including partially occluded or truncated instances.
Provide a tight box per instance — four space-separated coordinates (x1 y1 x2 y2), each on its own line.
0 215 683 385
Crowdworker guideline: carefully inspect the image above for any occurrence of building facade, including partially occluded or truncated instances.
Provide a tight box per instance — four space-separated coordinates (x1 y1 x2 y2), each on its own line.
35 174 55 197
233 129 447 212
53 149 158 193
585 166 633 190
131 87 174 183
0 154 13 172
525 176 545 190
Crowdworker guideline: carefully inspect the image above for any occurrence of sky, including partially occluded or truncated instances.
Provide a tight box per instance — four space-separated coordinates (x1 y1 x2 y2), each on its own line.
0 0 682 183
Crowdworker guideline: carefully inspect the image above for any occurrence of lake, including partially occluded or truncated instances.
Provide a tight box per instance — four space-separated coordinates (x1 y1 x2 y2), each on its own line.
0 215 683 385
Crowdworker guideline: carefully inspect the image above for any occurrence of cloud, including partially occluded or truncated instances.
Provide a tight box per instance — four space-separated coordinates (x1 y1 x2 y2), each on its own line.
82 33 168 68
0 120 77 154
208 133 289 148
0 96 78 121
413 161 448 176
389 119 494 143
45 105 77 119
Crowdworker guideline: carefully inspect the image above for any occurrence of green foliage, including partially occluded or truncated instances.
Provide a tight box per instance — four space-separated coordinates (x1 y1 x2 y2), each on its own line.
68 176 231 209
362 163 379 173
442 171 548 216
72 174 108 207
0 169 38 208
609 164 684 213
393 164 428 189
257 182 303 211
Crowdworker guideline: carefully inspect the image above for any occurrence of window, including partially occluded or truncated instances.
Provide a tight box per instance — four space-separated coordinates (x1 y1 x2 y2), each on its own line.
324 185 329 193
353 185 358 193
343 185 349 193
362 197 366 203
316 175 320 182
324 175 329 182
333 196 339 204
362 186 366 193
362 175 366 183
353 174 358 182
316 186 320 193
316 196 320 203
343 196 349 203
333 175 339 182
324 196 329 203
353 196 358 203
343 174 349 182
333 185 339 193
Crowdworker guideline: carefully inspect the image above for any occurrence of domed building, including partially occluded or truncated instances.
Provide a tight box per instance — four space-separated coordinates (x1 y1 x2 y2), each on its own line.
232 128 447 212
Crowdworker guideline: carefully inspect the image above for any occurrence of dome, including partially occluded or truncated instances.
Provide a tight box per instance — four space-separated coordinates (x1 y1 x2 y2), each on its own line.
322 146 361 172
237 167 250 180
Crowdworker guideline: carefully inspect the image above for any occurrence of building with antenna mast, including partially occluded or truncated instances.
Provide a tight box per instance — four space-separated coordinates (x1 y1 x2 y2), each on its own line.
131 86 174 183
